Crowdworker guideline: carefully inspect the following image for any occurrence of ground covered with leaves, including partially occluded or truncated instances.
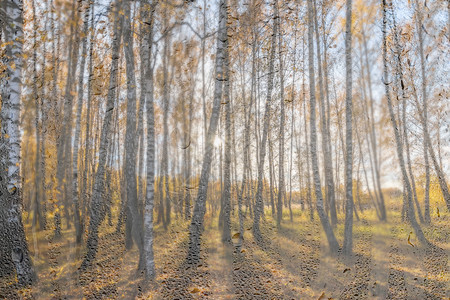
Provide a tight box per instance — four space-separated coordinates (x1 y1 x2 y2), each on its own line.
0 198 449 299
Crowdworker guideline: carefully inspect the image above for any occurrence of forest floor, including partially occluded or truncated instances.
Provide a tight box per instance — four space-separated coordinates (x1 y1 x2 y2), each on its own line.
0 198 449 299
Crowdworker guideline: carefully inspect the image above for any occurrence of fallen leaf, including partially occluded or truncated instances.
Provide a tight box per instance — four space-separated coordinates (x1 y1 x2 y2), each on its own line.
408 232 415 247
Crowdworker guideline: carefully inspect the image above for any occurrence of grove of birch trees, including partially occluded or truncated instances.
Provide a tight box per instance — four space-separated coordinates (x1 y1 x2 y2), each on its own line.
0 0 448 298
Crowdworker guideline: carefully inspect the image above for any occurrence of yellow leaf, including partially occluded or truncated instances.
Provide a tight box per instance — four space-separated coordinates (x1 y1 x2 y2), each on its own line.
407 232 415 247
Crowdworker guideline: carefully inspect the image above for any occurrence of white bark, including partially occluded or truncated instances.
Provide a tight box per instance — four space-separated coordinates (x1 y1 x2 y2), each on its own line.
0 0 36 285
222 19 232 243
253 0 278 241
81 0 123 269
342 0 353 256
143 0 156 279
187 0 228 263
72 0 90 244
276 0 285 227
382 0 429 246
307 0 339 253
313 0 337 226
123 0 144 268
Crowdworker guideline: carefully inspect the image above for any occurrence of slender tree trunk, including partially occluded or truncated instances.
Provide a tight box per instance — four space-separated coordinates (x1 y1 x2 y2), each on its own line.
313 0 337 227
142 0 156 279
0 0 36 285
342 0 354 256
269 136 275 216
80 0 123 269
201 0 207 146
307 0 339 253
32 0 44 230
288 24 298 222
390 6 425 224
55 0 78 236
302 37 314 221
382 0 429 246
361 31 386 221
276 0 284 227
187 0 228 263
61 0 82 231
184 82 195 220
39 4 49 230
237 20 256 243
72 1 90 244
321 11 338 222
253 0 278 241
414 0 431 221
123 0 144 269
288 100 294 223
82 4 94 230
221 29 232 243
161 10 171 228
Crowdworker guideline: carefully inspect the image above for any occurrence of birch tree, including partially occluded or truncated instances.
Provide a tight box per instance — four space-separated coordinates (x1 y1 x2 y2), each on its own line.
72 0 91 244
313 0 337 226
253 0 278 241
0 0 36 285
80 0 123 269
221 18 232 243
342 0 354 256
276 0 285 228
187 0 228 263
307 0 339 253
123 0 144 268
382 0 429 246
142 0 157 279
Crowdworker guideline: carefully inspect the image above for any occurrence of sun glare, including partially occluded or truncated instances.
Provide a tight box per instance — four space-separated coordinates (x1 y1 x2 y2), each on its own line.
214 136 222 148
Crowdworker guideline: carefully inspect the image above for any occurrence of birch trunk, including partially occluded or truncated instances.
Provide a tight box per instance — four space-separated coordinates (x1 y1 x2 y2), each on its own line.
414 0 432 220
80 0 123 269
221 28 232 242
82 3 94 227
38 4 49 230
72 1 90 244
161 9 171 228
307 0 339 253
276 0 284 227
302 37 314 221
142 0 156 279
187 0 228 263
313 0 337 227
252 0 278 241
236 20 256 243
123 0 144 269
31 0 44 229
60 0 81 232
342 0 354 256
390 6 425 223
382 0 429 246
361 31 386 221
0 0 36 284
